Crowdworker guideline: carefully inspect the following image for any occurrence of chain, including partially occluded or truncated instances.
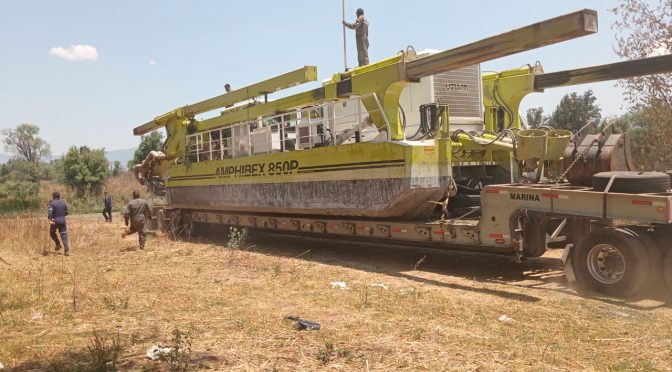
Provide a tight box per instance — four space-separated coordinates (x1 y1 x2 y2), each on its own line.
553 137 598 184
438 179 458 226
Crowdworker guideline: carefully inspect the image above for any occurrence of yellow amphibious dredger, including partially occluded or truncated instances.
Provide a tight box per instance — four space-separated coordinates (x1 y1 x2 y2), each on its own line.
134 10 610 220
133 9 672 297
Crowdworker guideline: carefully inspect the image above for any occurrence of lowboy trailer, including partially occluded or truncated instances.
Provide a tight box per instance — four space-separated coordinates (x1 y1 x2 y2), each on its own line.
134 9 672 298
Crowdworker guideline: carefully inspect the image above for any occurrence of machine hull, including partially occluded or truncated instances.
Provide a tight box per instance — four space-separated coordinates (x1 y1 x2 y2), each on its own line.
165 141 449 220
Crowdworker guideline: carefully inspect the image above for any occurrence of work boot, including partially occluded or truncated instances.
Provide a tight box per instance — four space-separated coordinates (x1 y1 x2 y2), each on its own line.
55 245 61 251
121 229 129 238
64 252 70 256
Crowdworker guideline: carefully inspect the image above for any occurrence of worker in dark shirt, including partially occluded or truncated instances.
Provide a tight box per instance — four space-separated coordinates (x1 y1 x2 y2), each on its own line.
343 8 369 67
102 191 112 222
47 191 70 256
122 190 151 249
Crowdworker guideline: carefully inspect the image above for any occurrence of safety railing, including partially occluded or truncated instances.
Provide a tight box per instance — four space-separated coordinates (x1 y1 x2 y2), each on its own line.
186 93 391 163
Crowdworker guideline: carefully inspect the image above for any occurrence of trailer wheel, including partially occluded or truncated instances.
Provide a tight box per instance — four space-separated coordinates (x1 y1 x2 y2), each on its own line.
572 228 651 297
156 209 166 233
664 250 672 293
592 171 670 193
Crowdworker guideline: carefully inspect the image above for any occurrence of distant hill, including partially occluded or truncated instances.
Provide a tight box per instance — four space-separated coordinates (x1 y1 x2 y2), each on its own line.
0 149 136 167
106 148 135 168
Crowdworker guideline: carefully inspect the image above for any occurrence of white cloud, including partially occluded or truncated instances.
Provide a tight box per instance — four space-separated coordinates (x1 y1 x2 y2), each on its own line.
148 59 157 65
49 44 99 61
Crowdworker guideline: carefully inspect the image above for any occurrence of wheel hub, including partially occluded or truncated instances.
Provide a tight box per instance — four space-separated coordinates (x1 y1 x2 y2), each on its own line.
586 244 626 284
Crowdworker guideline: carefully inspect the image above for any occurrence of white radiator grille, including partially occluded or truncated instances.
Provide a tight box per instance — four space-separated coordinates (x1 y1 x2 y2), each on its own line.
432 64 483 119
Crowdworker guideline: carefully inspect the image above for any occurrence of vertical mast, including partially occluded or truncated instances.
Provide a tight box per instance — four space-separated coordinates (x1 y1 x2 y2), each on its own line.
342 0 348 70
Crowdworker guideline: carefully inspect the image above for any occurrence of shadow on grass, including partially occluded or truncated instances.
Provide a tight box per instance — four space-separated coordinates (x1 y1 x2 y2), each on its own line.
192 226 671 309
9 337 225 371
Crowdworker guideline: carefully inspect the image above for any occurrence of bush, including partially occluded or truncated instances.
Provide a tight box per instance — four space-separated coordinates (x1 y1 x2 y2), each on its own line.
57 146 109 197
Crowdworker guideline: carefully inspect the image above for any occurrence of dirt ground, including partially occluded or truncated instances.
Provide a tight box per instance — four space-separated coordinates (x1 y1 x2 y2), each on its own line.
1 214 671 371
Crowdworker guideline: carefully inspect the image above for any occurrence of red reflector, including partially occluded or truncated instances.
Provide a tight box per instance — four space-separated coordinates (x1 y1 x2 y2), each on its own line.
631 200 653 206
489 233 504 238
495 238 506 244
542 193 559 198
432 230 445 235
391 227 402 233
486 189 500 194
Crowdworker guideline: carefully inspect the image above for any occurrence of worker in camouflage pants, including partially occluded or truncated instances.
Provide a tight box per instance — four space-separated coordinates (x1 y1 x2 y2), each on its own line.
343 8 369 67
122 190 151 249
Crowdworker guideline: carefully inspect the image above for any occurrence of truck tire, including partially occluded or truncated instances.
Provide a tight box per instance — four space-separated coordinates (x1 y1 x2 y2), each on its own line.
592 171 670 193
572 228 652 297
621 227 662 292
664 250 672 293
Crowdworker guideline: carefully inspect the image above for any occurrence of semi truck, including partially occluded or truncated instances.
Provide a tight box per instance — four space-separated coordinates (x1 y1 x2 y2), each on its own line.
131 9 672 298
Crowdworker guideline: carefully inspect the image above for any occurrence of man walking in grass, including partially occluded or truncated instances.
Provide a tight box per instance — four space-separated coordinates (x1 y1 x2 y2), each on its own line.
48 191 70 256
122 190 151 249
102 191 113 222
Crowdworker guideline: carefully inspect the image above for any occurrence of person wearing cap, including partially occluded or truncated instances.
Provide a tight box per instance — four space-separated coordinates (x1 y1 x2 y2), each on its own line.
48 191 70 256
343 8 369 67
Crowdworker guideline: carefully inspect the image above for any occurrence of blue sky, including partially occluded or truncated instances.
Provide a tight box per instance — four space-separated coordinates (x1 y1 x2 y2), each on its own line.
0 1 642 154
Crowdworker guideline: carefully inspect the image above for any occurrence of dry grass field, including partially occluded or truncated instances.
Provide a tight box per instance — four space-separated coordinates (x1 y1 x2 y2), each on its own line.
1 214 672 371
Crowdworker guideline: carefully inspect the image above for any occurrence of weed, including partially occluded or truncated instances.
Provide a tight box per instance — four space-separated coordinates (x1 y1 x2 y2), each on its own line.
316 341 335 364
272 262 282 277
316 341 352 365
608 360 655 372
87 329 122 371
102 296 129 311
161 326 193 372
355 286 370 310
227 227 248 249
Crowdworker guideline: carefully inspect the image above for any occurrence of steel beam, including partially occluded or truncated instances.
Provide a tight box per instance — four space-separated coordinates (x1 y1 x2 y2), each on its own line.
406 9 598 80
534 54 672 90
133 66 317 136
184 66 318 117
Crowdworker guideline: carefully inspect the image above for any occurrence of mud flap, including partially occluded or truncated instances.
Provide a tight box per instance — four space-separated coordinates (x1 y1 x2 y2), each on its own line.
562 243 576 283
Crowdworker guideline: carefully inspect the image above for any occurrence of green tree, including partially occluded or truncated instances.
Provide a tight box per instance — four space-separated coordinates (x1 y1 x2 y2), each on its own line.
112 160 123 177
0 160 43 211
128 131 164 170
548 90 602 132
58 146 110 195
525 107 548 129
1 123 51 163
